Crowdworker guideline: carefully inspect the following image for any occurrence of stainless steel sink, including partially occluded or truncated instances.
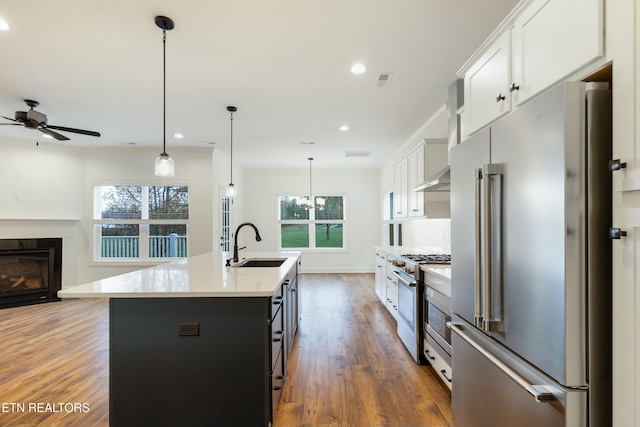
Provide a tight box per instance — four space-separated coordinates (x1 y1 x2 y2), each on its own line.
233 258 287 267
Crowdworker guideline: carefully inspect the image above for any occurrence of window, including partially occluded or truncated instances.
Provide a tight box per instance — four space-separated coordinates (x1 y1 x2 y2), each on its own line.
278 195 345 250
221 196 232 252
93 185 189 261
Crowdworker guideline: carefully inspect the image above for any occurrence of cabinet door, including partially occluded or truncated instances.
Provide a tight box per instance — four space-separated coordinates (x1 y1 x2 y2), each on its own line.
393 159 408 218
374 250 386 302
464 31 511 135
408 144 425 217
511 0 603 106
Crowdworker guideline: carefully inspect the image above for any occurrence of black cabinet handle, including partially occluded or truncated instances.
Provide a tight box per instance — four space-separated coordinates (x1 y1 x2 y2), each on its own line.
509 83 520 92
609 159 627 172
275 375 284 380
496 94 506 102
425 349 436 360
440 369 452 383
273 385 282 390
609 228 627 240
272 337 282 342
273 297 283 304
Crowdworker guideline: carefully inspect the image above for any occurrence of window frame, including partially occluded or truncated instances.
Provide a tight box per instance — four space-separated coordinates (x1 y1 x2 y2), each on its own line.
92 183 190 264
276 194 347 252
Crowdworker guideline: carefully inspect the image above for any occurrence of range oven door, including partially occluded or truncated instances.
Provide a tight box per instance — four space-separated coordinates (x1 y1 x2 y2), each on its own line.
394 269 420 363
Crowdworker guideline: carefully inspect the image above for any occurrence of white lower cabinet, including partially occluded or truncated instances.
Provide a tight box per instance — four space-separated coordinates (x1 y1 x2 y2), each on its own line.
424 337 453 390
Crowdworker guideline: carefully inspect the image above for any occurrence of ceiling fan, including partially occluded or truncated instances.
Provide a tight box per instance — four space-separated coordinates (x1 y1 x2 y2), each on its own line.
0 99 101 141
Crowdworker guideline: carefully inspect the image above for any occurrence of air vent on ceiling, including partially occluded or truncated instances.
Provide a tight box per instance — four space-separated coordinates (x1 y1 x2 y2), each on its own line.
300 141 316 145
345 151 372 158
376 73 392 87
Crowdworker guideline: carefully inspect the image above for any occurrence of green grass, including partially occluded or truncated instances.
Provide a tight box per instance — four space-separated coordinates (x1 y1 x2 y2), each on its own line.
281 224 343 248
315 224 343 248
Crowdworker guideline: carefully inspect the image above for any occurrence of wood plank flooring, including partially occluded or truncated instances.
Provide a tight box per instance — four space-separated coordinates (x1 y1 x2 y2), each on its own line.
0 273 451 427
274 273 452 427
0 298 109 427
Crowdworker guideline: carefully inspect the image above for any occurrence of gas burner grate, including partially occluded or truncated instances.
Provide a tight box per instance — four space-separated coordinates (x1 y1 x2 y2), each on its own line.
400 254 451 265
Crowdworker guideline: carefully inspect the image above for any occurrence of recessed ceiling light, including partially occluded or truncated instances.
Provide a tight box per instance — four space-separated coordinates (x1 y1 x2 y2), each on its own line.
0 18 10 31
339 125 350 131
173 133 184 139
300 141 316 145
350 63 366 74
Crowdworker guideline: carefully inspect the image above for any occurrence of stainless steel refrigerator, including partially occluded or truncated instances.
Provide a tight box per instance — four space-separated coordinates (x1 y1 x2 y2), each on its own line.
449 82 612 427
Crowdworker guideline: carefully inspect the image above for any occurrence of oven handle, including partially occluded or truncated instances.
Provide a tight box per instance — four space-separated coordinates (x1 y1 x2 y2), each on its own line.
449 322 555 403
391 270 416 287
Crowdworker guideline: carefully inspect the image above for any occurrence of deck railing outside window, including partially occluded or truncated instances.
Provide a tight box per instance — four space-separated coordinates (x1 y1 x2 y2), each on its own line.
101 235 187 258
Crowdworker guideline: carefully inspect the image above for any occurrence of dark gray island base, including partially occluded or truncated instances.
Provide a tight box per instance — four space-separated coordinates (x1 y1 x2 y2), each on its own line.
109 270 299 427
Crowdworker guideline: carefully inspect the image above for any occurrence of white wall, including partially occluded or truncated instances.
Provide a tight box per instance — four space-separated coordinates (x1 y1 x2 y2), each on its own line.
0 137 85 219
79 147 215 283
243 168 379 272
0 137 86 287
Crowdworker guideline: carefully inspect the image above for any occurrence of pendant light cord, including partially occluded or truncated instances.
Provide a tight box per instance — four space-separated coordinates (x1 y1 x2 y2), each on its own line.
162 29 167 156
230 111 234 183
309 157 313 208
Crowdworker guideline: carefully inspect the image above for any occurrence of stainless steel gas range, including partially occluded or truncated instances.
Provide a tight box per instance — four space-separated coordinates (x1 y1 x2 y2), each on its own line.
391 254 451 365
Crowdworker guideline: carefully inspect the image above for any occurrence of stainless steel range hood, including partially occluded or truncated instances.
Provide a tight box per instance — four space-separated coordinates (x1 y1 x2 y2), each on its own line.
414 165 450 192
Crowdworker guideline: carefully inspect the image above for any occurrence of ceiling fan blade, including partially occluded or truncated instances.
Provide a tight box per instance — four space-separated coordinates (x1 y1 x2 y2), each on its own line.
39 127 70 141
1 115 19 123
46 125 101 137
0 123 22 126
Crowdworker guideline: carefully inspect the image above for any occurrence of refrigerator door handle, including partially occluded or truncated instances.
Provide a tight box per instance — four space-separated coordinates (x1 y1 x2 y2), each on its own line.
474 168 483 328
482 163 504 332
449 322 556 403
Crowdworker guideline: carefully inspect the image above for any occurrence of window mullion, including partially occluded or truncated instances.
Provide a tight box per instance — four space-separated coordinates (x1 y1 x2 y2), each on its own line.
142 186 150 220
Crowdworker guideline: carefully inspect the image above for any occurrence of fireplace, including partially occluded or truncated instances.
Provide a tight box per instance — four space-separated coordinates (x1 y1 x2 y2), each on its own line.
0 238 62 309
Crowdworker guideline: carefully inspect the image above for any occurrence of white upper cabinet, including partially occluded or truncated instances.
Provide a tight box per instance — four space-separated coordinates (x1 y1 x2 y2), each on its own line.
393 158 408 218
464 31 512 135
461 0 603 137
407 144 425 217
393 140 449 219
511 0 604 106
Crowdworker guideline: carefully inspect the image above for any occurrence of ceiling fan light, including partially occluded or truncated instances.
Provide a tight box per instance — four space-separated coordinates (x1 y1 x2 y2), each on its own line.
155 153 174 177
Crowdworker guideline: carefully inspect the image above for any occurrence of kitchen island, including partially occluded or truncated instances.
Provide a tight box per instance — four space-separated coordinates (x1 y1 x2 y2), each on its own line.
58 251 301 427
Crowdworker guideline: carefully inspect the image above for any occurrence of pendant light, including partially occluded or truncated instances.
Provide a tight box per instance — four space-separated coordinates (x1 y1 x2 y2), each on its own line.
154 16 175 177
226 106 237 197
305 157 324 209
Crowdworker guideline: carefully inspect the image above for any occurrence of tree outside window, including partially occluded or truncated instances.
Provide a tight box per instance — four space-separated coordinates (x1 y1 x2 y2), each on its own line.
278 195 345 250
94 185 189 260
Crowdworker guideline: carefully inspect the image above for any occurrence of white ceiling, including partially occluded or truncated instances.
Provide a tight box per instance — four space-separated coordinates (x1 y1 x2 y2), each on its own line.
0 0 519 169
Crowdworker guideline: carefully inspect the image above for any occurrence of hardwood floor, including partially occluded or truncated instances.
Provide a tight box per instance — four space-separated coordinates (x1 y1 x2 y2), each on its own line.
0 274 451 427
274 274 452 427
0 298 109 427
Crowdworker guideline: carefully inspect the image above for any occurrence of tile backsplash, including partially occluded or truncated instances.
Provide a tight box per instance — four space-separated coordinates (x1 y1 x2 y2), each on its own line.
402 218 451 254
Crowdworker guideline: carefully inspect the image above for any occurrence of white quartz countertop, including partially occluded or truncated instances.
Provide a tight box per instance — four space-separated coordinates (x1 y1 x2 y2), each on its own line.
421 265 451 281
57 251 301 298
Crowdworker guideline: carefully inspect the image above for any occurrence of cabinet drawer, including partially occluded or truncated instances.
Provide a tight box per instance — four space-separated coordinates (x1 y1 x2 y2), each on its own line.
271 285 284 318
424 336 453 390
271 347 284 419
271 304 284 370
